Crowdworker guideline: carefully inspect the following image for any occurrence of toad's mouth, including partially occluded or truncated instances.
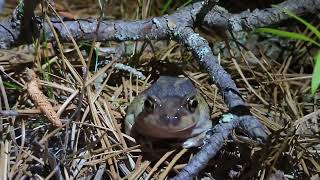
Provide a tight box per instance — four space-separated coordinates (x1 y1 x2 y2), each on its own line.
133 117 198 139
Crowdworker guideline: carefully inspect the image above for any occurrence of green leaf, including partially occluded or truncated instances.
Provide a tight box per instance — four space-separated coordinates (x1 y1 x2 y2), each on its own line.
182 0 193 7
160 0 173 15
257 28 320 47
311 51 320 95
279 6 320 40
3 81 23 91
161 0 193 15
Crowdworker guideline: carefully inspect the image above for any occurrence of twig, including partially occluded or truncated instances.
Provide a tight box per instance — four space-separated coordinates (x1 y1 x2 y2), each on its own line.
12 0 41 43
194 0 219 26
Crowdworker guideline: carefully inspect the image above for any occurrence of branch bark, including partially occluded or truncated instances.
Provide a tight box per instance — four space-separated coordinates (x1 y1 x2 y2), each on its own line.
203 0 320 31
0 0 319 48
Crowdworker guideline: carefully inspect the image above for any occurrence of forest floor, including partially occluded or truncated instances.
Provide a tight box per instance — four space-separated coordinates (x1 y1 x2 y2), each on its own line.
0 0 319 179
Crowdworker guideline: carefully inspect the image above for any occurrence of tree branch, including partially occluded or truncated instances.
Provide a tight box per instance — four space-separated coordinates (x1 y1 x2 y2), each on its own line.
1 0 319 48
194 0 219 26
172 115 242 180
202 0 320 31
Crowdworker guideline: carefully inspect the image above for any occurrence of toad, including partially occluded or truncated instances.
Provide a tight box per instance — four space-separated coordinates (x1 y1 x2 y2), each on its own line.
124 76 212 148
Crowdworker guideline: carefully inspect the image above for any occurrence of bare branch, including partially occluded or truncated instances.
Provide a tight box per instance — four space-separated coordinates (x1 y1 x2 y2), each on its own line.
173 115 242 180
195 0 219 26
1 0 319 48
172 114 267 179
203 0 320 31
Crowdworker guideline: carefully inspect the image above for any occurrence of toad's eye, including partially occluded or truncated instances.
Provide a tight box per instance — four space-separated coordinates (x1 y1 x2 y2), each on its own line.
187 96 198 112
144 96 155 112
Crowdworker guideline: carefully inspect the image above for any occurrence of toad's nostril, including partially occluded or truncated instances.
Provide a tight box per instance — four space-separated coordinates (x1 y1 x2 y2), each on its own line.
164 115 179 126
160 112 181 126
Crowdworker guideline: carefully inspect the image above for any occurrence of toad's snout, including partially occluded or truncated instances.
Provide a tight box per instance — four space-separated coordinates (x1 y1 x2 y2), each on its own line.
160 113 179 126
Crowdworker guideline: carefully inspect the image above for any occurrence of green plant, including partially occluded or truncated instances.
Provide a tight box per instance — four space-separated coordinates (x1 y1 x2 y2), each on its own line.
42 41 54 98
161 0 193 15
256 6 320 96
3 81 23 91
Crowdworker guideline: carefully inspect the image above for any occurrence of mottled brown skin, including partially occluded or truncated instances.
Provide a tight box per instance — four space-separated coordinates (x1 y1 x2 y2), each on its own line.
124 76 212 148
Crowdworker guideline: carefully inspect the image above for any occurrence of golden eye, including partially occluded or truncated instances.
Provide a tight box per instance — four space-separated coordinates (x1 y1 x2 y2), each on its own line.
144 96 155 112
187 96 198 112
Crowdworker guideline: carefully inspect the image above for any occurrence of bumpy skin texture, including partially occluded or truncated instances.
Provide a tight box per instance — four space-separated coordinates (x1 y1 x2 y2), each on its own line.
124 76 212 148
